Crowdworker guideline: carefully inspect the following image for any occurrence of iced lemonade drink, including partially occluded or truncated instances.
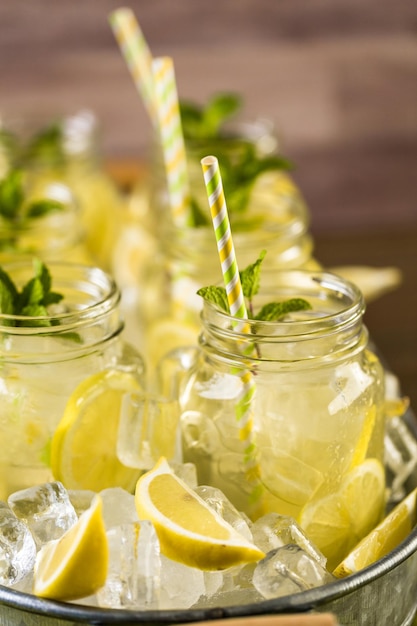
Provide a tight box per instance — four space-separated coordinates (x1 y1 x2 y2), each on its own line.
137 106 318 367
165 270 386 570
0 260 145 499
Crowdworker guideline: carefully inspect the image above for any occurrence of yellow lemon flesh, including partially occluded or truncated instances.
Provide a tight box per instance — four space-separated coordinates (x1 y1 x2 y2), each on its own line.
299 458 386 571
33 495 108 601
51 369 141 492
135 457 265 570
334 486 417 577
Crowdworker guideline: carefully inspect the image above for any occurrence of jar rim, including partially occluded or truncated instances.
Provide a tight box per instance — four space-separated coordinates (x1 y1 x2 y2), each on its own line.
0 261 119 333
201 269 365 339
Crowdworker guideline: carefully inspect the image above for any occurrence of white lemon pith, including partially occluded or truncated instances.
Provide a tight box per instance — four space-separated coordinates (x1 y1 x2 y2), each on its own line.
51 369 141 491
334 486 417 577
33 495 108 601
134 457 265 570
299 458 386 570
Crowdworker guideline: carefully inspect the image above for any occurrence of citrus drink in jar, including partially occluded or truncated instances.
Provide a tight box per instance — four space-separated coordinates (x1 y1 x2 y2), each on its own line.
172 270 386 570
0 260 145 499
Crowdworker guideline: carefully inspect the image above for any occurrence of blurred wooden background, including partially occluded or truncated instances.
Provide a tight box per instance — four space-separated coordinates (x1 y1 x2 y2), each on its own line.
0 0 416 404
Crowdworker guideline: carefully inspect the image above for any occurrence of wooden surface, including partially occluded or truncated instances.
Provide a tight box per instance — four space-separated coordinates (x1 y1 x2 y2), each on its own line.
1 0 416 405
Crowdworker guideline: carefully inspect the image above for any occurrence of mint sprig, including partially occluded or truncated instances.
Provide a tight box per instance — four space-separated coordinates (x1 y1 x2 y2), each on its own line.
180 93 243 141
197 251 311 322
0 169 64 225
0 259 64 327
180 93 294 226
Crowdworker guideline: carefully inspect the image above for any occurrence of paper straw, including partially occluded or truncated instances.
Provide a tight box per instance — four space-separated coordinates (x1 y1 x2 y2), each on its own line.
152 56 191 227
201 155 262 504
109 7 158 127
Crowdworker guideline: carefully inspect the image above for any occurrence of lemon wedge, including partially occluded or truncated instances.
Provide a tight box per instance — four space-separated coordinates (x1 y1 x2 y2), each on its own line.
135 457 265 570
33 494 108 600
51 369 141 492
299 458 386 570
334 486 417 577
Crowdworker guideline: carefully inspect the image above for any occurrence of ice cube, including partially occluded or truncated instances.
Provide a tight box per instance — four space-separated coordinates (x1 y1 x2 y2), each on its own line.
159 555 205 609
251 512 327 567
97 521 160 609
170 462 198 489
385 416 417 503
117 391 181 470
8 482 77 547
194 485 253 540
0 501 37 586
99 487 139 529
253 545 335 600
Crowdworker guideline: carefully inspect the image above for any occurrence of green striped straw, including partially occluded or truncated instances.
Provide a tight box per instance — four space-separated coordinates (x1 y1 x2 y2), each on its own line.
108 7 158 127
152 56 192 227
201 155 263 505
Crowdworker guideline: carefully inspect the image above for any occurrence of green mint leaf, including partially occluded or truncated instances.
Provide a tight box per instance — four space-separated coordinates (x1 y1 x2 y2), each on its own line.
202 93 243 137
19 304 51 326
255 298 312 321
43 291 64 306
26 199 65 219
240 250 267 299
21 123 65 165
34 258 52 294
197 285 229 312
180 93 242 140
20 277 44 307
0 170 24 221
0 280 15 322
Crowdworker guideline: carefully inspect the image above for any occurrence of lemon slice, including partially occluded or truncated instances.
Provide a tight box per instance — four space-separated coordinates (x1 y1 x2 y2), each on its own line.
33 494 108 600
299 458 386 570
135 457 265 570
334 486 417 577
51 369 141 492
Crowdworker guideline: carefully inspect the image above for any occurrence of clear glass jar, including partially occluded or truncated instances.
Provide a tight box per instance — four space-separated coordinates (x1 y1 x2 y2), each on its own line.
0 178 92 266
133 119 320 368
165 270 386 569
141 186 318 369
0 262 146 499
0 110 124 270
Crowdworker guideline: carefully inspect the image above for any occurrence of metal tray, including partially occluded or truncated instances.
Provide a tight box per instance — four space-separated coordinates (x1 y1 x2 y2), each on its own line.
1 409 416 626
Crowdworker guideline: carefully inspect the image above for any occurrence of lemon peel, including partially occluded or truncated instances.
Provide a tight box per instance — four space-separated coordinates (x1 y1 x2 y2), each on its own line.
51 369 141 491
135 457 265 570
33 494 108 601
299 458 386 570
334 486 417 577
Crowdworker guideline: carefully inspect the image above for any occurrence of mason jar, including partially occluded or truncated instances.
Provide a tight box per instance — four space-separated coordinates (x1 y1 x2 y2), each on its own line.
133 118 321 368
0 261 146 499
165 270 386 570
0 177 92 266
142 212 318 370
0 110 124 270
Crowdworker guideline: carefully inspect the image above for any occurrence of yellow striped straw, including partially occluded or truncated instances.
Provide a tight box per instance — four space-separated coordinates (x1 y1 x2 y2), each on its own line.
201 155 263 505
152 56 192 227
108 7 158 127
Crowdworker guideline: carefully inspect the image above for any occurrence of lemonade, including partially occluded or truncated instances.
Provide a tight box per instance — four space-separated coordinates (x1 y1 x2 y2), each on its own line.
0 260 145 498
164 270 386 569
0 110 124 270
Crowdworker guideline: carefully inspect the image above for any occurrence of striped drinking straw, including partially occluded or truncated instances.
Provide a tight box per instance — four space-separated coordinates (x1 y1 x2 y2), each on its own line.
152 56 192 228
109 7 158 127
201 155 263 505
